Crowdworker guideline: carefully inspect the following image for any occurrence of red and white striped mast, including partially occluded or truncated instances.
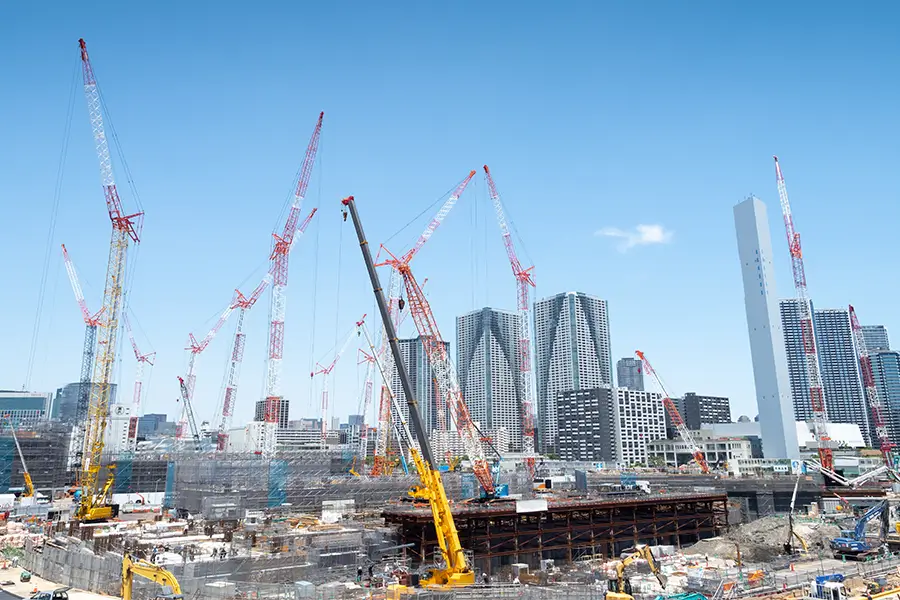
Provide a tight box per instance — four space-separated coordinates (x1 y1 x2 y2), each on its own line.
262 113 323 456
483 166 536 481
774 156 833 470
849 305 894 468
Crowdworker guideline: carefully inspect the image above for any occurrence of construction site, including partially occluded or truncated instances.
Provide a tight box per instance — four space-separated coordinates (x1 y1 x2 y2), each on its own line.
4 29 900 600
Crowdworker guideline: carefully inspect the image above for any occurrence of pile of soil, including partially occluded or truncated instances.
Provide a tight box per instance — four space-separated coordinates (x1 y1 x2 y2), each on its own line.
684 516 841 562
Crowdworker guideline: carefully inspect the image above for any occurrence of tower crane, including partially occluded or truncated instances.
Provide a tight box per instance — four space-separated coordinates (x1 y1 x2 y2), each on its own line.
262 112 324 458
343 195 474 587
376 250 498 496
849 305 894 469
370 170 475 475
774 156 834 471
635 350 710 474
176 376 202 451
60 243 103 473
310 316 365 446
2 415 34 498
123 313 154 450
76 38 143 522
483 165 537 481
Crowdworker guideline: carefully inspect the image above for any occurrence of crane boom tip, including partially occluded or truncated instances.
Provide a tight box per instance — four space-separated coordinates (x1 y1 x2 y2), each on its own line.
341 196 353 205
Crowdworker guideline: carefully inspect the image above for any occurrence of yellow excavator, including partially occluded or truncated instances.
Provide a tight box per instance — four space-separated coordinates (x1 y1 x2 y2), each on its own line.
122 554 182 600
344 196 474 591
606 545 667 600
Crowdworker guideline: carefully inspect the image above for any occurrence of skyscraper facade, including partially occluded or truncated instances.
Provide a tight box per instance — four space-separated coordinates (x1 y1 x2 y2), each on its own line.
870 351 900 448
616 357 644 391
781 301 871 444
556 388 616 462
388 337 448 434
456 307 524 450
862 326 891 352
533 292 612 453
733 196 799 458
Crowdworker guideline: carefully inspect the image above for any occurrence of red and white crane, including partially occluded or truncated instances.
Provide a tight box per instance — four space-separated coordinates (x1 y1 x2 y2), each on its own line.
176 299 238 440
215 276 270 451
356 348 376 473
636 350 710 474
262 112 324 457
482 166 537 481
60 243 103 469
123 312 154 450
774 156 834 471
370 171 475 475
311 315 365 446
849 305 894 468
398 262 496 495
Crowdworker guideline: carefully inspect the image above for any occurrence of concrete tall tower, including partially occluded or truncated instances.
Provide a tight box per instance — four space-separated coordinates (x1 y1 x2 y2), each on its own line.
456 307 523 450
733 196 799 458
533 291 611 453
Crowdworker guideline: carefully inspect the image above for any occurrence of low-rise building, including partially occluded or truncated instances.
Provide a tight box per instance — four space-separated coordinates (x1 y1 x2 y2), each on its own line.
646 431 753 468
614 388 665 467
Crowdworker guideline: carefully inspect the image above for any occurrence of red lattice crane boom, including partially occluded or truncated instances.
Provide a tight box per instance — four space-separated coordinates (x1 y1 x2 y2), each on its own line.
636 350 710 474
262 113 323 457
849 305 894 467
774 156 833 471
399 263 496 495
483 165 536 481
370 171 475 475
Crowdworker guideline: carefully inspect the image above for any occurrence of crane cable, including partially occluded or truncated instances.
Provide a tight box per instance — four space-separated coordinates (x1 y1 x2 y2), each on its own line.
24 65 78 391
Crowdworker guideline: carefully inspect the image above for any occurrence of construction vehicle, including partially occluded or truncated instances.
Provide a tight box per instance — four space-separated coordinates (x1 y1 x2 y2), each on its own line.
2 416 34 498
606 545 667 600
75 39 142 522
810 574 845 600
830 500 888 559
121 554 182 600
343 195 474 589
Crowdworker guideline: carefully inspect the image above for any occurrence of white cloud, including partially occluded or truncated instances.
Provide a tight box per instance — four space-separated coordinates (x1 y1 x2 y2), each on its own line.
595 224 674 252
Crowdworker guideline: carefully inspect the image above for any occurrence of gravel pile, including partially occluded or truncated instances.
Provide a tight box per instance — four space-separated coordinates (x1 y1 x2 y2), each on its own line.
684 516 842 562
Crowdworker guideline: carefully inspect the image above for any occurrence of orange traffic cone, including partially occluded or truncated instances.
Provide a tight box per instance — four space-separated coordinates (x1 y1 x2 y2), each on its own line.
790 563 795 572
32 587 37 594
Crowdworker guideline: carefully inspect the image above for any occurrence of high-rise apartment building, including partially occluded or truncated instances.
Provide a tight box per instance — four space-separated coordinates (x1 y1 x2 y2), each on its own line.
556 388 616 462
780 301 871 444
613 388 666 466
616 357 644 391
254 398 290 429
681 392 731 430
862 326 891 352
870 351 900 449
389 337 447 434
733 197 799 458
533 292 611 453
456 307 524 450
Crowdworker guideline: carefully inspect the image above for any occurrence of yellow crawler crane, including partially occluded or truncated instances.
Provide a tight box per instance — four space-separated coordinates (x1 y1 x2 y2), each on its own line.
343 195 474 589
122 554 182 600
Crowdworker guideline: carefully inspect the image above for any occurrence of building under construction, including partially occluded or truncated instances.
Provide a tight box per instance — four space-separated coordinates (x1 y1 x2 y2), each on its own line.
384 492 728 575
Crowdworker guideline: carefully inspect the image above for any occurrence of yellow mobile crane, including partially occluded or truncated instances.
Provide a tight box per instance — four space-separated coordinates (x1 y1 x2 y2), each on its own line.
607 545 667 600
3 416 34 498
343 196 474 589
122 554 182 600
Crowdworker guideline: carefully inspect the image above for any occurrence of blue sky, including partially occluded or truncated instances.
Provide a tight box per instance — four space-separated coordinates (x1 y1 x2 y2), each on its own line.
2 2 899 428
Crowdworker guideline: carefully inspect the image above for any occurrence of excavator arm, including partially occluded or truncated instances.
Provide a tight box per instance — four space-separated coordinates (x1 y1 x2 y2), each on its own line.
122 554 182 600
611 546 667 599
